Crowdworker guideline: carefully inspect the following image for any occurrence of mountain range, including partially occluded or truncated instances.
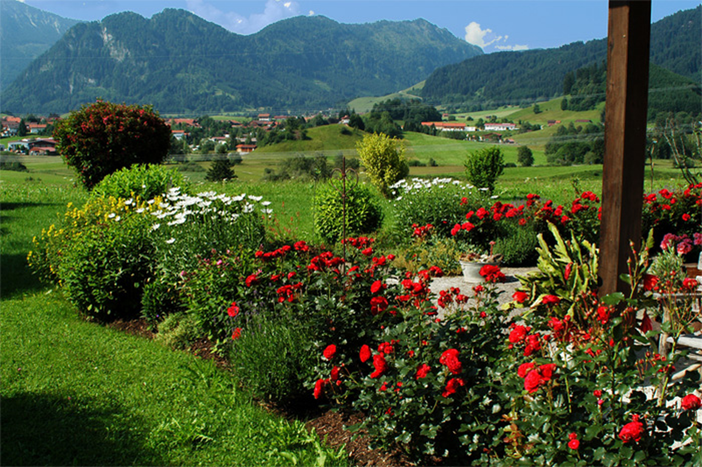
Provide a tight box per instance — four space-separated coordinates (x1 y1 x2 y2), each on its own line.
420 6 701 111
0 0 79 90
1 2 699 117
0 5 482 114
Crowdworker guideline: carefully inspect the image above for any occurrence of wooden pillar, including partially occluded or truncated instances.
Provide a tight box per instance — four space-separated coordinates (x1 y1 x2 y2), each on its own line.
599 0 651 296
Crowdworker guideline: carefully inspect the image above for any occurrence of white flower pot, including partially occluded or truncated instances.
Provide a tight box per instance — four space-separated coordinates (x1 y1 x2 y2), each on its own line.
459 260 499 283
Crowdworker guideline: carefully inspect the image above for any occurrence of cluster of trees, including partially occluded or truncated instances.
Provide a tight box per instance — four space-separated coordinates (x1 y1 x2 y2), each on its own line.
562 61 606 111
545 122 604 166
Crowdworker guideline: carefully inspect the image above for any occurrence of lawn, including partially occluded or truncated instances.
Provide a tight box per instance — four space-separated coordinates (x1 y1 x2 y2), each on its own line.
0 175 347 466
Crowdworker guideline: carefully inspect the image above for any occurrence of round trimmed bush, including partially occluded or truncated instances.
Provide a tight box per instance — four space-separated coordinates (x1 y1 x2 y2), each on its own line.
314 182 383 243
91 164 189 200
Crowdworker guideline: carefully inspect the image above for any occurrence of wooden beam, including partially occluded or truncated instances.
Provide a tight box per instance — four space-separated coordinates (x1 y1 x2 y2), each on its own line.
599 0 651 296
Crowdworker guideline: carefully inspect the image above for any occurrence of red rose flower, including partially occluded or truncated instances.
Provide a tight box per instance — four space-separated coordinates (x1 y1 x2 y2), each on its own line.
440 349 462 375
370 296 389 315
568 439 580 450
370 353 387 378
517 362 535 378
682 213 691 221
330 366 340 381
442 377 465 397
416 363 431 379
323 344 337 360
370 280 383 294
227 301 240 317
359 345 371 363
512 290 528 304
542 295 561 305
681 394 702 411
480 264 505 283
313 378 328 399
509 325 528 344
524 370 543 393
231 327 242 340
619 417 644 443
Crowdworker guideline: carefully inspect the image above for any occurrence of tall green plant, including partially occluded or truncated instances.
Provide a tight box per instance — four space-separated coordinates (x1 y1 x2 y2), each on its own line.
464 146 504 193
356 133 408 198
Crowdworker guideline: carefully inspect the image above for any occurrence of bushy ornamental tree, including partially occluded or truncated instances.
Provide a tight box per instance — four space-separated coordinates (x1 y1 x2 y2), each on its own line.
464 146 504 193
54 100 171 189
355 132 408 198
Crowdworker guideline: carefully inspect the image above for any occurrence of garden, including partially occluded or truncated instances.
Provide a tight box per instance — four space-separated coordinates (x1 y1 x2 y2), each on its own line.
2 101 701 465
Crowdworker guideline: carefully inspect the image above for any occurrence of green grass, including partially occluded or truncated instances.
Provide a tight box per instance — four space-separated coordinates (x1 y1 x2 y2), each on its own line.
0 175 348 466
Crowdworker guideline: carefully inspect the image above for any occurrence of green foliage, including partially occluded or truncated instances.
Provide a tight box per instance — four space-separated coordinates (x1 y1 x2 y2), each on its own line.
263 154 331 182
545 122 604 166
205 156 237 182
464 146 504 193
90 163 189 200
228 313 317 407
493 224 540 266
0 160 28 172
390 177 484 239
53 100 171 189
356 133 409 198
314 182 384 243
155 312 200 350
141 277 186 323
517 145 534 167
29 196 158 320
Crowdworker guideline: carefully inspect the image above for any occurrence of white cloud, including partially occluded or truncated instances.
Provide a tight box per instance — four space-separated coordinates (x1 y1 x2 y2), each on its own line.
186 0 300 35
464 21 528 52
464 22 504 48
309 10 315 16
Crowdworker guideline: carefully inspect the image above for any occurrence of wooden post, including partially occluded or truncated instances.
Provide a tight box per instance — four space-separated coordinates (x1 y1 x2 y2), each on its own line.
599 0 651 297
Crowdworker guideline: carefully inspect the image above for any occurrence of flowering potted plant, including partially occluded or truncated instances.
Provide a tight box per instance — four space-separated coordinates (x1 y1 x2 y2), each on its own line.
457 241 503 283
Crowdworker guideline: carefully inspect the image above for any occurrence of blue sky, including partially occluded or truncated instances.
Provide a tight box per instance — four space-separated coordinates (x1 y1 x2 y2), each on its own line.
21 0 701 52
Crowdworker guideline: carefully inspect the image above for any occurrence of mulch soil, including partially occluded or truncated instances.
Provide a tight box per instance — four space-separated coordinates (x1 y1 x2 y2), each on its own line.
106 317 414 466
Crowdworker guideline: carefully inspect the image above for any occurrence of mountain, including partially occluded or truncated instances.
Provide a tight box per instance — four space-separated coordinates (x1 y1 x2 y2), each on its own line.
420 6 701 110
0 10 482 114
0 0 80 90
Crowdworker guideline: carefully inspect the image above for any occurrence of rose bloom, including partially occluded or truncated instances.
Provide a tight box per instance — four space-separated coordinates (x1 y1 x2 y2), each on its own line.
442 377 465 397
359 344 371 363
330 366 340 381
681 394 702 411
440 349 462 375
416 363 431 379
512 290 529 304
542 295 560 305
323 344 337 360
313 378 327 399
231 327 242 340
227 301 240 317
509 325 528 344
618 417 644 443
370 353 388 378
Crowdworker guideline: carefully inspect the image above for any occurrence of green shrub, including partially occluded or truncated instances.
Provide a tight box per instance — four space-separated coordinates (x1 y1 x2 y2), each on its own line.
53 100 172 189
390 177 486 239
228 314 317 407
205 156 237 182
53 197 156 320
0 161 28 172
90 164 189 200
493 224 540 266
177 162 206 172
141 278 186 323
155 312 200 350
464 146 504 193
356 133 409 198
314 182 383 243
